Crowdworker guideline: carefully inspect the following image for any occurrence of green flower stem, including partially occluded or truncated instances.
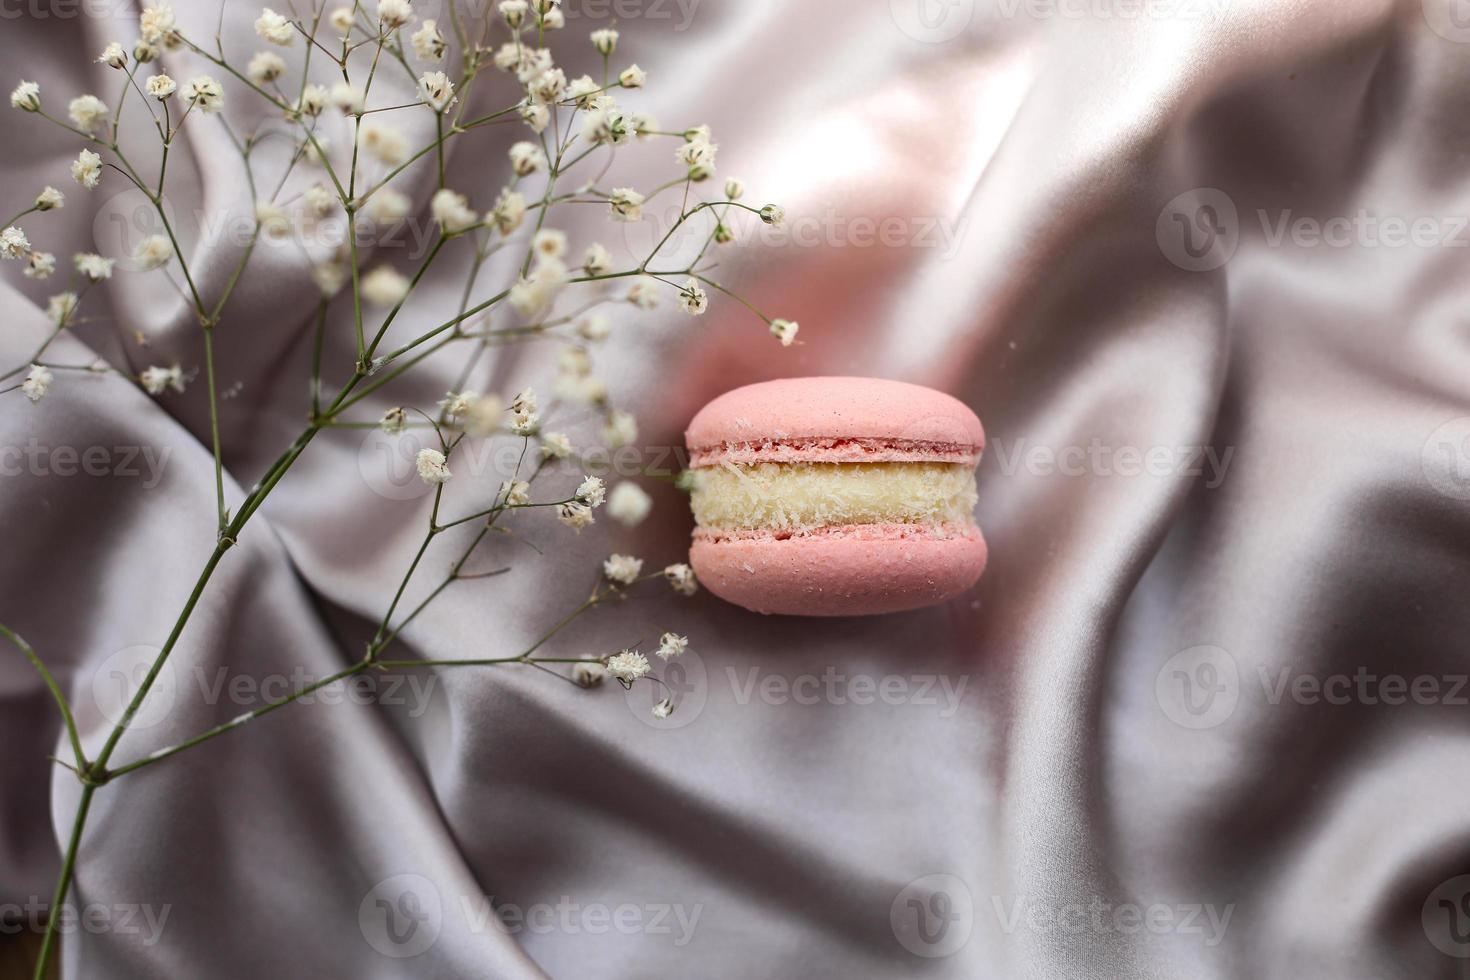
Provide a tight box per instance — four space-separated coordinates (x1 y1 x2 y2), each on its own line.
0 625 86 772
32 785 93 980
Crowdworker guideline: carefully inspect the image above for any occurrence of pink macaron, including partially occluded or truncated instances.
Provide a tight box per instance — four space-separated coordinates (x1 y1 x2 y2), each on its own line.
684 377 987 616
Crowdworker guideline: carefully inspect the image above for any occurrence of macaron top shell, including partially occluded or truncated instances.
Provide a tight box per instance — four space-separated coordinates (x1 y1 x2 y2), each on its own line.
685 377 985 466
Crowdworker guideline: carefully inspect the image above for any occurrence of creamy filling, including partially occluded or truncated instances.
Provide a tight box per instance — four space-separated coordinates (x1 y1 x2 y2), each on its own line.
690 461 978 534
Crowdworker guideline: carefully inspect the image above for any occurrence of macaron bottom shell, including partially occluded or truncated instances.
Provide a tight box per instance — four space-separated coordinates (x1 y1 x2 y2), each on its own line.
690 524 987 617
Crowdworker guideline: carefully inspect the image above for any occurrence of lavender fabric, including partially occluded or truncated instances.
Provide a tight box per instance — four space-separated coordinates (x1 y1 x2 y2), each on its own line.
4 0 1470 977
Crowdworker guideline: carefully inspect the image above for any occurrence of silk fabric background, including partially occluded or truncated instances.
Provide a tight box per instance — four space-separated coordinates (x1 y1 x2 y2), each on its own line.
2 0 1470 976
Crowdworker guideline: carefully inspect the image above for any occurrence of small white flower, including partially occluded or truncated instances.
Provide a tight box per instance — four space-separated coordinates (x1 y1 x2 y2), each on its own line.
71 149 102 189
656 632 688 660
602 410 637 448
582 242 611 277
540 432 574 459
304 183 336 217
45 292 78 325
21 364 52 403
608 187 644 222
509 387 539 433
576 475 606 507
74 253 114 280
582 106 629 145
67 95 109 135
412 20 445 60
770 318 799 346
24 251 55 279
367 188 412 224
760 204 786 226
329 6 355 33
564 74 601 109
519 102 550 133
255 201 290 237
10 81 40 112
574 663 605 688
590 28 618 55
541 6 564 28
133 40 159 63
329 82 364 114
359 121 407 164
416 448 451 484
247 51 288 85
312 260 347 296
578 314 610 342
133 234 173 270
606 650 651 683
139 3 176 44
464 394 505 437
626 275 660 309
678 279 708 316
377 0 413 30
607 482 652 527
418 71 454 111
555 373 607 405
515 46 554 83
297 84 328 117
255 8 295 45
181 76 224 113
618 64 645 89
677 138 717 181
500 0 528 28
494 42 524 71
651 697 673 719
557 501 594 530
145 74 176 100
508 258 568 317
508 141 546 176
501 480 530 506
533 229 567 259
380 406 408 434
559 347 592 378
603 553 643 585
0 226 29 259
97 42 128 70
724 177 745 200
35 186 64 211
529 67 566 105
431 189 479 234
140 364 185 395
630 111 658 138
361 266 409 306
438 390 475 420
511 388 539 416
663 563 698 596
491 188 527 235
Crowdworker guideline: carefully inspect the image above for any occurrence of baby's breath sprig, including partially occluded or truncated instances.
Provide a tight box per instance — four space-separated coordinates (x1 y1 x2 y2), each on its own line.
0 4 786 973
